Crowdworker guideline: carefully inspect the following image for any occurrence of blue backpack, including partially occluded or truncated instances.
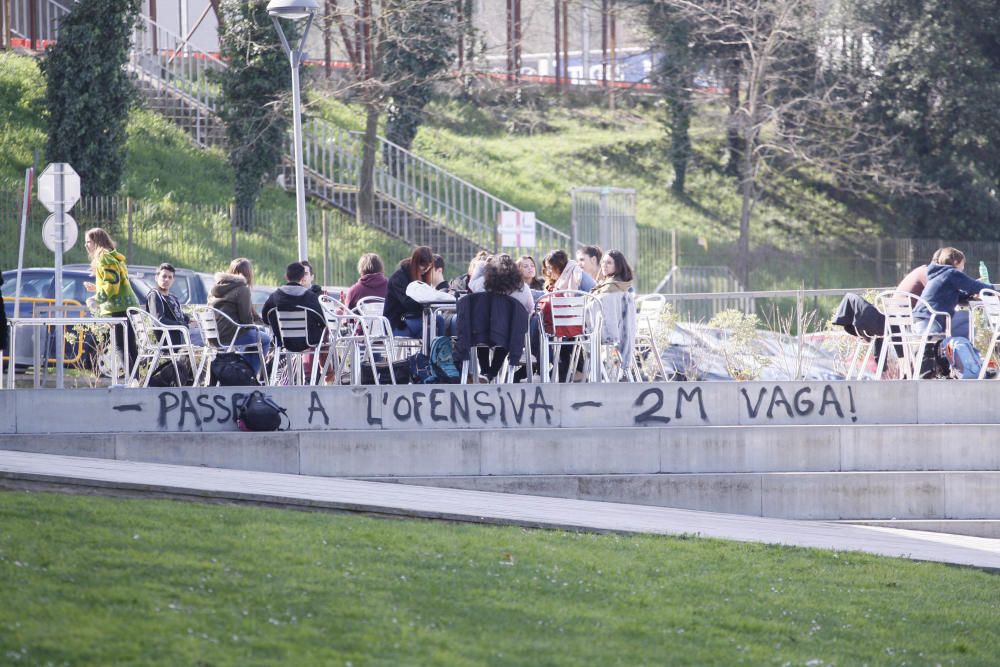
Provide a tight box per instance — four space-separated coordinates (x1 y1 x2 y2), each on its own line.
940 336 982 379
429 335 461 383
408 337 462 384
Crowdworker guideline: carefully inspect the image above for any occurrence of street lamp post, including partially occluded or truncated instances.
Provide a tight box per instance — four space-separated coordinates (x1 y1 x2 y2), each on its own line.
268 0 318 262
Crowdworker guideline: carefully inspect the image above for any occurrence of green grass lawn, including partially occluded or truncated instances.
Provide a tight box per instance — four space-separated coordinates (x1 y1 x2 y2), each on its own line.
1 490 997 665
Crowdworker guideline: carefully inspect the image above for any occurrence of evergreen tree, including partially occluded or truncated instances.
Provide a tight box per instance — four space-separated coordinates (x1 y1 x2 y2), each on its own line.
42 0 140 197
647 3 693 194
217 0 296 220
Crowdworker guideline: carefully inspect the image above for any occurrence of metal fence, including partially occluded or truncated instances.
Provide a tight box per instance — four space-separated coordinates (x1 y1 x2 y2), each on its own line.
0 187 412 288
571 187 637 263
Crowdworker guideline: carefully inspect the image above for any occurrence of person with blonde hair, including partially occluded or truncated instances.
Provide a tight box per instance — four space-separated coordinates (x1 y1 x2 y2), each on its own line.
344 252 387 309
208 257 270 375
83 227 139 369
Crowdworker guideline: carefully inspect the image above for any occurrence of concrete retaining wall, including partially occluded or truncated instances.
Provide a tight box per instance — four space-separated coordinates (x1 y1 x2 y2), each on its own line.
374 472 1000 520
2 380 1000 434
3 423 1000 477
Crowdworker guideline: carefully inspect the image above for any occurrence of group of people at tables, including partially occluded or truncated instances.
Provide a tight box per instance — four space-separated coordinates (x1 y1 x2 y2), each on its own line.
189 244 638 383
835 246 996 377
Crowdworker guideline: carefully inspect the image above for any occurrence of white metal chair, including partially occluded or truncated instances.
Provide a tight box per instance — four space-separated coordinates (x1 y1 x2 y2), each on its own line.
631 294 668 381
976 288 1000 379
320 297 400 385
126 307 201 387
192 306 269 385
356 296 421 360
873 290 950 380
267 307 326 386
537 290 602 383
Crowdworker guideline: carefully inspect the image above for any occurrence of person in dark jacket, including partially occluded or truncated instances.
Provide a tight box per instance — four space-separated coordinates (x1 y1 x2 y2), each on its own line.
261 262 326 352
299 260 326 297
454 292 529 381
0 272 7 352
913 247 991 338
345 253 388 309
384 246 435 338
146 263 200 345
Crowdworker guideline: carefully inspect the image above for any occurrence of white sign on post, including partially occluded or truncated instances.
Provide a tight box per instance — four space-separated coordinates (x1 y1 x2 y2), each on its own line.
498 210 536 248
42 213 78 253
38 163 80 213
37 163 82 389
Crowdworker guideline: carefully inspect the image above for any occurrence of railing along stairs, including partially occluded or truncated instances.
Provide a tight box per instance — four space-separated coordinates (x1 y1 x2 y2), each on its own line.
18 1 573 266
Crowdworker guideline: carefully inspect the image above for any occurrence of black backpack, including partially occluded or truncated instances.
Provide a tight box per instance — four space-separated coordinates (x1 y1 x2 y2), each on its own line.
236 390 289 431
147 357 194 387
210 352 260 386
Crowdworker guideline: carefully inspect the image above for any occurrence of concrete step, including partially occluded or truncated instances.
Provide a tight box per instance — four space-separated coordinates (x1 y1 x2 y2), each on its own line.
6 425 1000 476
840 520 1000 539
369 471 1000 521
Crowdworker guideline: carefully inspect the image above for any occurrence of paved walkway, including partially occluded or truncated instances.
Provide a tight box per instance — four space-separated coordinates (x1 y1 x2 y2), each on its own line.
1 450 998 569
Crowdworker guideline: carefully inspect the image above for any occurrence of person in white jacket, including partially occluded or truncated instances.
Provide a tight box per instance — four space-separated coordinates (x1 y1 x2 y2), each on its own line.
591 250 637 375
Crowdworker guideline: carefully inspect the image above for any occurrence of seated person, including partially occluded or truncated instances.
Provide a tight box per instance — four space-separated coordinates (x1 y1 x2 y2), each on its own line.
261 262 326 352
913 247 991 338
208 258 270 376
384 246 437 339
449 250 489 296
591 250 637 372
344 253 388 309
146 262 201 345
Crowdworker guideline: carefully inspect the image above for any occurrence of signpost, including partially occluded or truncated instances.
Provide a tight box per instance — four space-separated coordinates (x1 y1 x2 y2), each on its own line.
498 210 537 248
37 163 81 389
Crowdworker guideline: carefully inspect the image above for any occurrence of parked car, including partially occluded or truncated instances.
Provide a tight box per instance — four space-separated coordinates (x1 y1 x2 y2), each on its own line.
1 267 149 370
65 263 214 306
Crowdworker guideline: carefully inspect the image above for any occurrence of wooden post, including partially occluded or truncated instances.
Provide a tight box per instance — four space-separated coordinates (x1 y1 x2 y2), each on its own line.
506 0 514 81
2 0 11 50
322 210 330 287
28 0 38 50
324 0 332 79
230 203 237 259
609 0 616 112
554 0 561 92
126 197 134 261
513 0 521 81
457 0 464 70
601 0 608 88
562 0 569 87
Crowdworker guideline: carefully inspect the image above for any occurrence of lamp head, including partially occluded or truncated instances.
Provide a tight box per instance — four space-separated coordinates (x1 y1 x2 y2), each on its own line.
267 0 319 20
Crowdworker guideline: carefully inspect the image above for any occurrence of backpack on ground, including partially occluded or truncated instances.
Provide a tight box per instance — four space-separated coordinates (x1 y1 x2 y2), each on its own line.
147 357 194 387
428 335 460 383
235 390 289 431
210 352 260 386
359 357 412 385
409 351 436 384
940 336 982 379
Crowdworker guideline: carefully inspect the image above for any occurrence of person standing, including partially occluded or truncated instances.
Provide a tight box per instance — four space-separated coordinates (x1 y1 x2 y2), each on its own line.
83 227 139 372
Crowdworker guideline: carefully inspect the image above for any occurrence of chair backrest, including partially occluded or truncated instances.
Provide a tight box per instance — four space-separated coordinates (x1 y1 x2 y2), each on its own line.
538 290 598 333
355 297 385 317
876 290 919 333
980 289 1000 331
268 308 324 349
319 294 350 314
127 307 159 351
193 306 245 351
635 294 666 335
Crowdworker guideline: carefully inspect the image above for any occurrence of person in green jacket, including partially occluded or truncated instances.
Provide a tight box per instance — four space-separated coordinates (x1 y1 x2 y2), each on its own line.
84 227 139 374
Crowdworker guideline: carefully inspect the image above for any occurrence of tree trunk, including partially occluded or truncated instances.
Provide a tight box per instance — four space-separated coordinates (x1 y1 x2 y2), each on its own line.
724 59 742 177
357 103 379 226
737 123 755 291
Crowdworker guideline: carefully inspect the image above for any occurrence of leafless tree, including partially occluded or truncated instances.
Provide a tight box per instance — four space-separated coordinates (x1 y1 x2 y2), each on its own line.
323 0 460 226
649 0 934 288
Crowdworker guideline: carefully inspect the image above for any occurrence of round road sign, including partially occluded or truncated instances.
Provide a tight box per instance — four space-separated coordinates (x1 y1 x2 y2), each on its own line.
42 213 79 253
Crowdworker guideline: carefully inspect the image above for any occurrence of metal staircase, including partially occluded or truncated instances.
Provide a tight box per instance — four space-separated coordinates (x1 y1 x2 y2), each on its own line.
121 9 571 263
